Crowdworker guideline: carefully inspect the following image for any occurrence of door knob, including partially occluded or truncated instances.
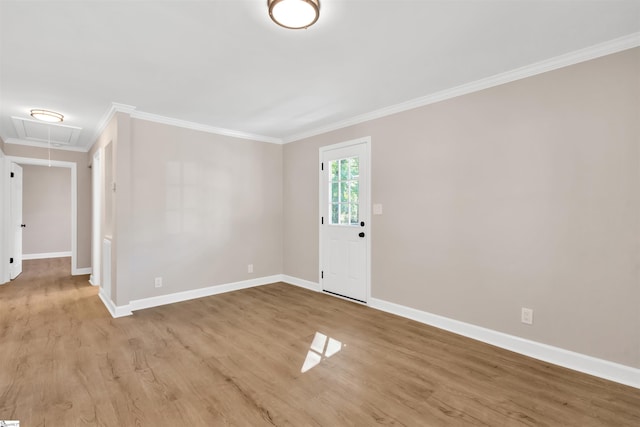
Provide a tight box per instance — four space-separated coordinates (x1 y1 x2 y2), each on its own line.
360 221 365 227
358 232 365 238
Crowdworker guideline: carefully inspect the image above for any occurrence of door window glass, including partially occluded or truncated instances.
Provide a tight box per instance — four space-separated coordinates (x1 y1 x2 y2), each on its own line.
329 156 359 225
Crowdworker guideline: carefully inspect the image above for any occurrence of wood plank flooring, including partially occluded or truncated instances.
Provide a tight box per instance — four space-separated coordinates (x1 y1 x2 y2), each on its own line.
1 258 639 426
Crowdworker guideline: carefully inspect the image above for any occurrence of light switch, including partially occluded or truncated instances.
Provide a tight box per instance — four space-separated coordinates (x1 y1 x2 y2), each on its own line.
373 204 383 215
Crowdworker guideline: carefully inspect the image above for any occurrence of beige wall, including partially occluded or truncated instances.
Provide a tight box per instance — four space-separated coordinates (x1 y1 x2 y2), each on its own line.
125 119 283 300
91 114 283 304
2 144 92 269
22 165 71 255
283 48 640 368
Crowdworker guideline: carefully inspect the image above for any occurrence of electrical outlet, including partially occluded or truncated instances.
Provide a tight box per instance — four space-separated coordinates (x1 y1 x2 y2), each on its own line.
154 277 163 288
521 307 533 325
247 264 254 274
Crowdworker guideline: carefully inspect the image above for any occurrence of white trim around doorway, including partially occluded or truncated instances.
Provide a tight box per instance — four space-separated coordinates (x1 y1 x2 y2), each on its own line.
318 137 372 304
6 156 87 276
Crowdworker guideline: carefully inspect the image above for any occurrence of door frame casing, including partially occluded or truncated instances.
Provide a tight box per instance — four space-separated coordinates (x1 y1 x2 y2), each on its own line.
90 149 102 286
10 163 23 279
5 156 80 275
318 136 372 304
0 150 6 284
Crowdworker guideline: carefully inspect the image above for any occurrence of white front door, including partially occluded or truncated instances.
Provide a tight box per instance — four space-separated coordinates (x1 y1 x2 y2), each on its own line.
10 162 23 280
320 139 370 303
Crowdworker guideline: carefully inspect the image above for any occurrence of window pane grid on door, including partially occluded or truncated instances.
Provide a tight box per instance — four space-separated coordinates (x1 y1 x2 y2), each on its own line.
329 156 359 225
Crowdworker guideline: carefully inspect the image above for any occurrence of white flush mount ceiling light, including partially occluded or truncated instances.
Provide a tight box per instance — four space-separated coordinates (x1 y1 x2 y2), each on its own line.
30 109 64 123
268 0 320 29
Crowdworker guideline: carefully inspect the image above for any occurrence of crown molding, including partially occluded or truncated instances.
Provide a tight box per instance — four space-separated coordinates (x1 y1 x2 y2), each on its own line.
283 32 640 144
129 110 283 144
87 33 639 148
91 102 283 148
90 102 136 149
5 138 89 153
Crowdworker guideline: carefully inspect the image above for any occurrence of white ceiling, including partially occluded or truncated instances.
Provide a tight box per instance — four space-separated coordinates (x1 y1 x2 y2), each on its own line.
1 0 639 150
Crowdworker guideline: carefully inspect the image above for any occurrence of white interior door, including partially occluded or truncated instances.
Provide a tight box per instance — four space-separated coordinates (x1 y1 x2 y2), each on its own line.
320 140 370 302
10 162 23 280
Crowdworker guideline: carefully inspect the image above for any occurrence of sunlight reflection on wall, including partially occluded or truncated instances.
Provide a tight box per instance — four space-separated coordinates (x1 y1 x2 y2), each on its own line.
165 160 231 238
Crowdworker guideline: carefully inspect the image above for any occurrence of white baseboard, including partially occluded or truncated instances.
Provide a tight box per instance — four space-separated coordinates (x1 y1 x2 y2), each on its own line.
94 271 639 389
22 251 71 260
98 288 132 318
128 274 283 312
281 275 321 292
88 275 99 286
21 252 91 276
99 274 284 318
73 267 92 276
369 297 640 390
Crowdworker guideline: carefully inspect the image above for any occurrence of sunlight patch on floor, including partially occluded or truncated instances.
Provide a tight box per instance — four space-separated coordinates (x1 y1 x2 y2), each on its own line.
301 331 344 373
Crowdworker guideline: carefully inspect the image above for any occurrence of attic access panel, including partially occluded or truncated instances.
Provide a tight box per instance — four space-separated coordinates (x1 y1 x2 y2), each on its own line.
11 116 82 146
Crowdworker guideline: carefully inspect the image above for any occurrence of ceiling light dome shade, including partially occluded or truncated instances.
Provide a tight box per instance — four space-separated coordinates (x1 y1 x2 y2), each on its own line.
268 0 320 29
30 109 64 123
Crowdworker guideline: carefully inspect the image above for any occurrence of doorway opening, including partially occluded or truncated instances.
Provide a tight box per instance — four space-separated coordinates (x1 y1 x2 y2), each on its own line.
6 156 80 278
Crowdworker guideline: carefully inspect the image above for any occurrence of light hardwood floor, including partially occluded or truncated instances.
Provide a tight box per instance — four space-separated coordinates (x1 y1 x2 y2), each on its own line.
1 258 639 426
